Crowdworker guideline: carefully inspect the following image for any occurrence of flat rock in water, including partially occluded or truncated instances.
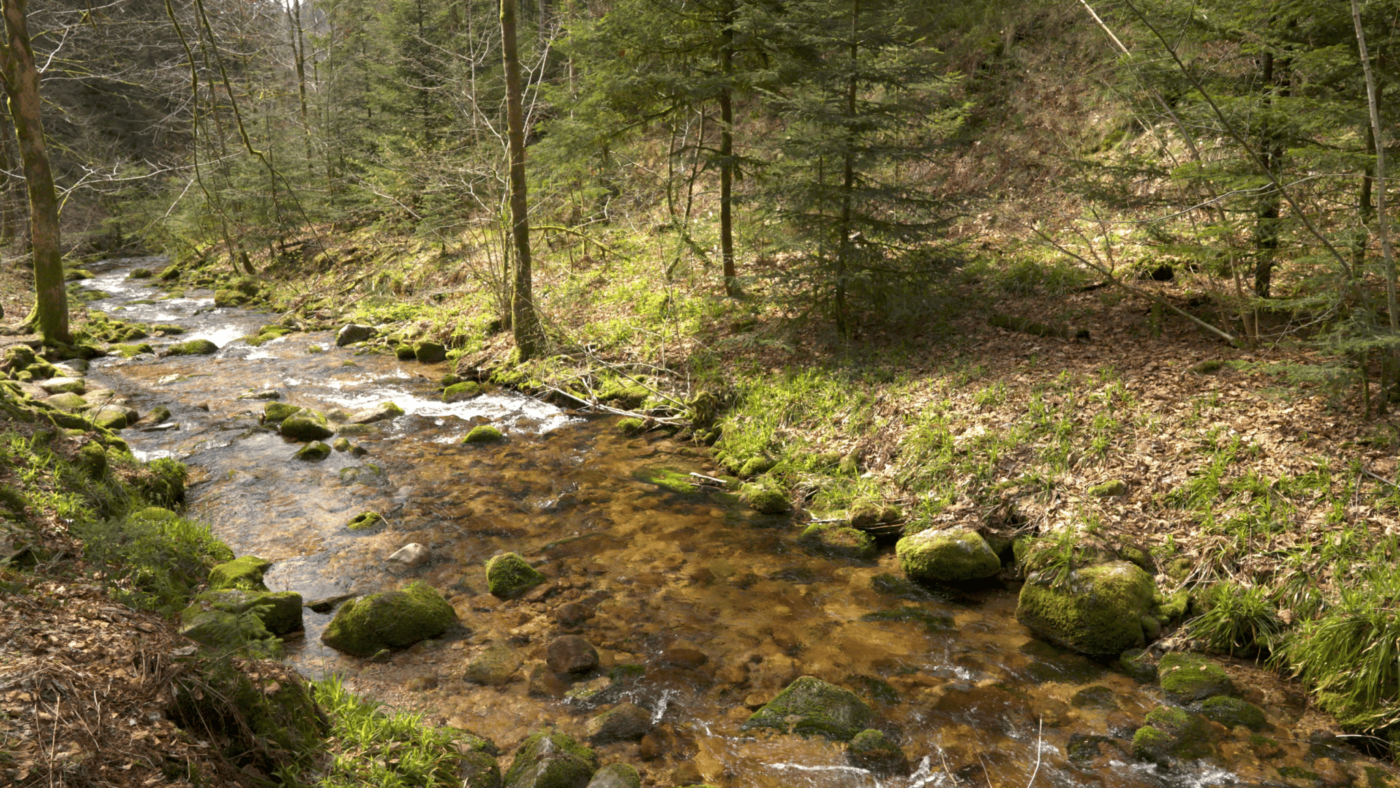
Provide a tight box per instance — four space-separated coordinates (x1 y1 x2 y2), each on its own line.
304 593 354 613
336 324 375 346
586 702 652 744
350 401 405 424
547 635 600 674
387 542 430 569
465 642 523 686
742 676 874 741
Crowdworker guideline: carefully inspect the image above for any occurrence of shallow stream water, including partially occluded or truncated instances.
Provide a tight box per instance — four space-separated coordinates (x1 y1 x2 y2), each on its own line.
75 257 1392 788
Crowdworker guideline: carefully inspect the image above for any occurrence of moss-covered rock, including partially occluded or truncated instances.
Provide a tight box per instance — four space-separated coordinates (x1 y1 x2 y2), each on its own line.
395 344 417 361
584 763 639 788
846 728 909 776
264 402 303 423
44 392 88 411
414 341 447 363
1016 561 1156 660
1131 705 1216 766
136 457 186 506
1159 652 1235 703
77 442 108 478
281 409 334 441
167 338 219 356
486 552 546 598
739 456 777 477
741 676 874 741
208 556 272 592
616 417 645 435
741 484 791 515
502 729 598 788
179 608 279 652
465 425 505 444
89 404 137 430
336 324 375 347
333 437 352 452
37 377 85 395
350 401 404 424
112 342 155 358
1088 479 1128 497
320 581 456 657
345 511 382 531
466 642 523 686
214 288 251 308
798 523 876 560
1114 648 1158 683
445 381 484 402
294 441 331 461
1200 696 1267 731
896 527 1001 583
183 589 304 636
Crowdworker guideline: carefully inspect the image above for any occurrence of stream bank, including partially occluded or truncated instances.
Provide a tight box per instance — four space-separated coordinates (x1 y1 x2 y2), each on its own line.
13 255 1397 788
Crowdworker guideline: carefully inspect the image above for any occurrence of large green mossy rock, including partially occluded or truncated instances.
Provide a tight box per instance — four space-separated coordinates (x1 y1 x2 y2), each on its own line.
445 381 484 402
486 552 546 598
294 441 331 461
464 425 505 444
281 409 334 441
1159 652 1235 703
798 523 876 560
208 556 272 592
1016 561 1156 659
585 763 640 788
1131 705 1217 766
502 729 598 788
179 608 279 652
167 339 219 356
414 341 447 363
44 392 88 411
183 589 304 636
320 581 456 657
741 676 874 741
741 484 791 515
896 527 1001 582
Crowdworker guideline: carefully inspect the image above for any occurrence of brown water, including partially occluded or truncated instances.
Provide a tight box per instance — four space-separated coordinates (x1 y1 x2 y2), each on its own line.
79 258 1394 788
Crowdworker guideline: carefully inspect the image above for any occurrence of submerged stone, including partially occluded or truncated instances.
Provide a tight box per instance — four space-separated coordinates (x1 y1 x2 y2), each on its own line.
896 527 1001 582
320 581 456 657
585 702 652 744
741 485 791 515
742 676 874 741
466 642 523 686
387 542 430 569
486 552 547 598
798 523 876 560
846 728 910 776
1016 561 1156 660
501 729 598 788
586 763 640 788
546 635 599 674
1200 696 1267 731
1159 652 1235 703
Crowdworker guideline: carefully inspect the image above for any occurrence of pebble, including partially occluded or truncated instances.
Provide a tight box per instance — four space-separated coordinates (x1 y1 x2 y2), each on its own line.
546 635 599 674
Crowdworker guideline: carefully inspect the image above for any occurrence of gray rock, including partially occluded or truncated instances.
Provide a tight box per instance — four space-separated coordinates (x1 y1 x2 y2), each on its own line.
350 401 405 424
37 377 85 395
585 764 640 788
336 324 376 346
387 543 431 569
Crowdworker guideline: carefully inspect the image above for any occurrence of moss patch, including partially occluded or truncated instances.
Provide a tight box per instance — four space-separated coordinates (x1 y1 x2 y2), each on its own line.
208 556 273 592
347 511 384 531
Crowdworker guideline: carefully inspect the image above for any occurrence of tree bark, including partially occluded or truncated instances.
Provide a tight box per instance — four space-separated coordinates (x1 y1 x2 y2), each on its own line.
1253 45 1288 298
501 0 543 359
0 0 68 344
1352 0 1398 334
834 0 860 337
719 0 740 297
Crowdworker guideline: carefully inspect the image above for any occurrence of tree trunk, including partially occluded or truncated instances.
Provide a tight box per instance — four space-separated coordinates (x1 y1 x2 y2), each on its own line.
834 0 860 337
501 0 543 359
719 0 740 297
0 0 68 344
0 121 15 246
1353 0 1399 334
1254 45 1289 299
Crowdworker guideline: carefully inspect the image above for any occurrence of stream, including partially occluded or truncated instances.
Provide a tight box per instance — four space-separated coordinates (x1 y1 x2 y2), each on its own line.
70 256 1394 788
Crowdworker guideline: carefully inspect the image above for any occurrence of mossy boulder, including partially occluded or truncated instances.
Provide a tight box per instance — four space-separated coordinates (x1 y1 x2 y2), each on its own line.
739 456 777 477
37 377 85 394
414 341 447 363
395 344 417 361
846 728 909 776
208 556 272 592
336 324 375 347
444 381 483 402
616 417 645 435
1016 560 1155 659
1159 652 1235 703
486 553 546 598
1200 696 1267 731
167 339 219 356
320 581 456 657
741 676 874 741
1131 705 1216 766
294 441 331 461
461 749 503 788
136 457 186 505
798 523 876 560
128 267 154 279
501 729 598 788
350 401 404 424
281 409 334 441
214 288 251 308
179 608 279 652
90 404 137 431
465 425 505 444
896 527 1001 583
741 484 791 515
44 392 88 411
585 763 640 788
112 342 155 358
183 589 304 636
77 442 108 478
264 402 303 423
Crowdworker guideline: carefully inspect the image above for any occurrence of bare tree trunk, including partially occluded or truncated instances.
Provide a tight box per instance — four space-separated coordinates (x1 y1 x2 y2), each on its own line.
719 0 740 297
1352 0 1399 334
0 120 15 246
0 0 68 344
501 0 543 359
1254 44 1289 298
834 0 860 337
